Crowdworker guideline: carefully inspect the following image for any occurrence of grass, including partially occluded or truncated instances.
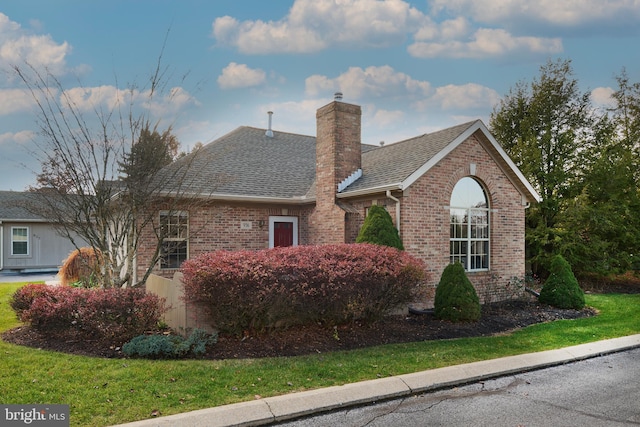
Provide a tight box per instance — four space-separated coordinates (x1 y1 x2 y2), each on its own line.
1 281 639 427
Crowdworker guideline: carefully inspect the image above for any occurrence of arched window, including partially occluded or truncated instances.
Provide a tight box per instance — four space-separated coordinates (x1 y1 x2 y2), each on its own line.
450 177 489 271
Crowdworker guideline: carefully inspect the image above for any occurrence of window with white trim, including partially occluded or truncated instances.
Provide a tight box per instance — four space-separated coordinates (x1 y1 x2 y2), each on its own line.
450 177 489 271
159 211 188 269
11 227 29 256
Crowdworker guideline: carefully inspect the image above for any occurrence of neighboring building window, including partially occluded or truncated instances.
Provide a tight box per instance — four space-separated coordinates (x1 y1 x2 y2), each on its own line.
160 211 188 269
450 177 489 271
11 227 29 256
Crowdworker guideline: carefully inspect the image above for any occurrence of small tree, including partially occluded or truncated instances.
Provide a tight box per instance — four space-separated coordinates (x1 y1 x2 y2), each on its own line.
539 254 585 309
434 262 481 322
356 205 404 250
13 47 208 287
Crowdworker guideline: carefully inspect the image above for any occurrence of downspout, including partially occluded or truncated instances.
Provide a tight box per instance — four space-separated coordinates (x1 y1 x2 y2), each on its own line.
386 190 401 235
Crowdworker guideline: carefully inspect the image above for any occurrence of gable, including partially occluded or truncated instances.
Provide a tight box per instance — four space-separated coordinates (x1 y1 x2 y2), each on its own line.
338 120 540 203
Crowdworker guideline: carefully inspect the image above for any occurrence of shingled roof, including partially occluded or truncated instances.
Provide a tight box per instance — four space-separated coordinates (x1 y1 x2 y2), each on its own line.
0 191 45 221
161 120 539 203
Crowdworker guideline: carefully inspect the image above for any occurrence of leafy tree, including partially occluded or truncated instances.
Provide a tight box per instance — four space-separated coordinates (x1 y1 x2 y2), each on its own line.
119 126 179 184
559 74 640 275
538 254 585 309
434 262 480 322
14 51 205 287
490 59 594 274
356 205 404 250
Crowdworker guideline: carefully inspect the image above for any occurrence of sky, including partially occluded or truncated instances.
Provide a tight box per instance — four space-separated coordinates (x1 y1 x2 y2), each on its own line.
1 0 639 191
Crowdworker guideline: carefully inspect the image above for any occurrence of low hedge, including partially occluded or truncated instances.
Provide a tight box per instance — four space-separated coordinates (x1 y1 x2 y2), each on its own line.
181 243 426 335
11 284 166 343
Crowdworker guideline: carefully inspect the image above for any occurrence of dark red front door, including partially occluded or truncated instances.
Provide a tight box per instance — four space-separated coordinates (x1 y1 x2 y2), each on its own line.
274 222 294 247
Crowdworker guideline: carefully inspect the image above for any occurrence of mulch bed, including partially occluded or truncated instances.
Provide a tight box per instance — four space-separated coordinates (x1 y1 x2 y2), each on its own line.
2 299 597 360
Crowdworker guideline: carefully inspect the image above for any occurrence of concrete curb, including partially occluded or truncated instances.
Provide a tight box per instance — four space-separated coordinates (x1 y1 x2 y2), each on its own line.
112 334 640 427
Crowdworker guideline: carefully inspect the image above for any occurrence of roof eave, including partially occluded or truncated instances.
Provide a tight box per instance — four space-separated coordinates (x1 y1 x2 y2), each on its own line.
157 191 316 205
336 183 403 199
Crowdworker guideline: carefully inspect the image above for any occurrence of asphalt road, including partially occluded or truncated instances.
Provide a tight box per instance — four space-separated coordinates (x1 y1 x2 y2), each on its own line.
276 347 640 427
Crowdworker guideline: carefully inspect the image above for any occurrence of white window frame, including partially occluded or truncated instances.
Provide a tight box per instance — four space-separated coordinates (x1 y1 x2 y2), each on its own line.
268 216 298 248
11 226 29 256
449 178 490 272
159 210 188 269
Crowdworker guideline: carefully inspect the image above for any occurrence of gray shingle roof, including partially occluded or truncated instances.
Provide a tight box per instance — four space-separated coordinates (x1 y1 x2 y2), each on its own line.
161 120 491 201
164 127 317 199
343 121 478 193
0 191 44 221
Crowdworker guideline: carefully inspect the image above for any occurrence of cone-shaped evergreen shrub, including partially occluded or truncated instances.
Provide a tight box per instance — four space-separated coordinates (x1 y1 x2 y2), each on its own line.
539 254 585 309
356 205 404 250
434 262 481 322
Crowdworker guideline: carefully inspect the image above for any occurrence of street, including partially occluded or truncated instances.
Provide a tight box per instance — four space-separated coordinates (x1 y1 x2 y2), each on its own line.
275 347 640 427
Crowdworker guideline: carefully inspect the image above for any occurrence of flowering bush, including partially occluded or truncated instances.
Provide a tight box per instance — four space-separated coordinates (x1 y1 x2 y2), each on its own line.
181 243 426 335
11 285 166 343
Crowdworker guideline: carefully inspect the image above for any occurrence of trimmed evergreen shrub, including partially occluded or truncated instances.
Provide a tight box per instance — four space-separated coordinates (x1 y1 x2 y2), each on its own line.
181 243 426 334
356 205 404 250
539 255 585 309
122 329 218 359
434 262 481 322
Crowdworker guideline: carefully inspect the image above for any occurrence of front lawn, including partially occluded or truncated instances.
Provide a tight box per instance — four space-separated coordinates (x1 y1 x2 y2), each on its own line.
1 282 639 427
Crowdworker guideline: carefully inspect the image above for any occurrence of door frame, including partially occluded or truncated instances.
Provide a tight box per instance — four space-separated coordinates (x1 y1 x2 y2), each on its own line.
268 216 298 248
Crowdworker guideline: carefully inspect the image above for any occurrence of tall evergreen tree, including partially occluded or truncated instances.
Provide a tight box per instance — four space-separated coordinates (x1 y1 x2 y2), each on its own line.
490 59 594 274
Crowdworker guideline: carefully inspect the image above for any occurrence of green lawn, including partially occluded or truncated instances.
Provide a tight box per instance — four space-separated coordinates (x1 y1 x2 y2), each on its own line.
1 281 639 427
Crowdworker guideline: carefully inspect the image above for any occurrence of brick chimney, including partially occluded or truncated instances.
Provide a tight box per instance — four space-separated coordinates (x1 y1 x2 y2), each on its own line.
309 95 362 244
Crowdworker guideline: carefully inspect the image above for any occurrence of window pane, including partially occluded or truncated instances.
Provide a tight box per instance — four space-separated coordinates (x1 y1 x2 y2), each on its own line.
449 177 489 271
12 228 28 255
159 211 188 269
450 177 487 208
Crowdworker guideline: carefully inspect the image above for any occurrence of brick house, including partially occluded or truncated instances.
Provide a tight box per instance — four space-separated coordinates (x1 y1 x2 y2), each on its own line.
138 96 540 305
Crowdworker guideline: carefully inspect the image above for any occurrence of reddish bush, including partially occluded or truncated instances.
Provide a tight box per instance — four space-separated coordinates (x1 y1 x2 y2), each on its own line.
11 285 166 343
9 283 52 316
181 243 426 335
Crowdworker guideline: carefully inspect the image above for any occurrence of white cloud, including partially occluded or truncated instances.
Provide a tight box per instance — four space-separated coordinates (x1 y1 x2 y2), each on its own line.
212 0 426 54
409 28 562 58
0 88 35 115
591 86 616 108
305 65 431 100
0 130 34 146
217 62 267 89
58 84 197 123
429 83 501 110
430 0 640 31
370 108 405 128
0 13 71 76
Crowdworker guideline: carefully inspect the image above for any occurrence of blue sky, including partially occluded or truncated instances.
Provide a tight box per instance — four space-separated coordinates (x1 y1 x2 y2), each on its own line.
1 0 639 191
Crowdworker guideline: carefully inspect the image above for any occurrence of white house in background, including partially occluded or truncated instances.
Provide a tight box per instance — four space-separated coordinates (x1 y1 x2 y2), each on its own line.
0 191 86 273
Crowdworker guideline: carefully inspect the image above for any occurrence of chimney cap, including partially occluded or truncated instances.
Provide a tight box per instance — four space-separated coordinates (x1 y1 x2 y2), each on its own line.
334 92 343 101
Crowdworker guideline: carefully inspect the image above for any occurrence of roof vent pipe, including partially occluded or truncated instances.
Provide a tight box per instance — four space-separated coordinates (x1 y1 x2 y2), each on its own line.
266 111 274 138
334 92 343 101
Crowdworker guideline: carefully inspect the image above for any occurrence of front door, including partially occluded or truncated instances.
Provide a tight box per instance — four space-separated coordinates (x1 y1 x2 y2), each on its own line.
273 222 294 247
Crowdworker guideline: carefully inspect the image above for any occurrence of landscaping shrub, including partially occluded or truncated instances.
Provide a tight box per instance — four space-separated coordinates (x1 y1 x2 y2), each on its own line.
181 243 426 335
59 247 103 287
434 262 481 322
122 329 218 359
10 285 166 343
539 254 585 309
9 283 51 316
356 205 404 250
